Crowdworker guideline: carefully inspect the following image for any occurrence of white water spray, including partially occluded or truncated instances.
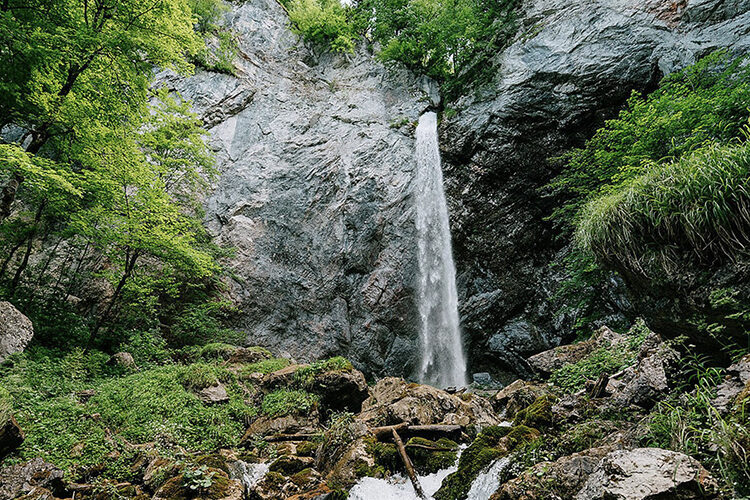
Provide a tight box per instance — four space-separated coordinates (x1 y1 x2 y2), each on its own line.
414 111 467 388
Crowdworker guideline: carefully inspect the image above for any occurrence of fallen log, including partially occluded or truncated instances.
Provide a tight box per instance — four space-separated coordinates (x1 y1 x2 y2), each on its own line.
392 428 426 500
371 423 462 442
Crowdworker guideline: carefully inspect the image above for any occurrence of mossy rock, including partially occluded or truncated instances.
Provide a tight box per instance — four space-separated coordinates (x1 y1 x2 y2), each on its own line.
434 425 539 500
195 454 231 475
153 468 237 500
513 395 556 429
290 467 316 487
296 441 319 457
269 455 313 476
364 437 401 474
406 437 459 475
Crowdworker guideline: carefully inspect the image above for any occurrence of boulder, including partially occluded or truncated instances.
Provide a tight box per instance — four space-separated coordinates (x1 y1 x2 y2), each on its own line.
198 383 230 405
268 455 315 476
575 448 719 499
0 458 66 499
712 354 750 413
310 369 369 414
527 326 623 377
358 377 501 427
0 301 34 363
108 352 137 370
612 334 679 409
495 446 610 500
491 379 551 418
241 413 321 442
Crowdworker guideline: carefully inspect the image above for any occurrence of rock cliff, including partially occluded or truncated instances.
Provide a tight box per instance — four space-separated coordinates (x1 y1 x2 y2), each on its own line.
158 0 438 377
441 0 750 377
161 0 750 379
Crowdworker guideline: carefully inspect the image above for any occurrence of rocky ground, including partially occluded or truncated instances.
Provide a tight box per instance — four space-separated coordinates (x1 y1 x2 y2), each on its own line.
2 302 747 499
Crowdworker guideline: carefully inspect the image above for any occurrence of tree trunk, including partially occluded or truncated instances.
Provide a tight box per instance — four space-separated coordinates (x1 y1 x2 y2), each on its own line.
9 202 45 293
392 428 426 500
86 250 139 350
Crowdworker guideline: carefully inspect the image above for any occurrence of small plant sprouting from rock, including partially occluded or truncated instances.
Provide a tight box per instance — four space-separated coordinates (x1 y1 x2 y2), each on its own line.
182 465 215 491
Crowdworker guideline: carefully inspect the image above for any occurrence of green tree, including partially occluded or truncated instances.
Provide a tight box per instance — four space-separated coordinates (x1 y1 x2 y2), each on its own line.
0 0 203 220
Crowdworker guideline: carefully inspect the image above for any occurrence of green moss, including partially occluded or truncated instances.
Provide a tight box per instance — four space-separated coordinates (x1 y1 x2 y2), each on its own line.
261 389 318 417
195 454 231 474
435 426 538 500
236 358 291 378
513 395 555 429
296 440 319 457
364 437 401 474
290 467 316 486
406 437 458 474
293 357 353 388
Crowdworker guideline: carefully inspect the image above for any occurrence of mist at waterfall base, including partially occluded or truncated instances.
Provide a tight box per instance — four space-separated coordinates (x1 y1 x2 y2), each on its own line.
414 111 468 388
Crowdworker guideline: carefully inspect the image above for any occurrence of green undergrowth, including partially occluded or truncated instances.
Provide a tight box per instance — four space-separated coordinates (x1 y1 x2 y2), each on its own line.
293 356 352 387
0 346 261 481
645 357 750 497
550 320 650 393
261 389 319 417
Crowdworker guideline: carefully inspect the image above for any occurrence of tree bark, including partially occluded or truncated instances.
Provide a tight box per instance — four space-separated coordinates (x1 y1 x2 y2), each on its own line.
392 428 426 500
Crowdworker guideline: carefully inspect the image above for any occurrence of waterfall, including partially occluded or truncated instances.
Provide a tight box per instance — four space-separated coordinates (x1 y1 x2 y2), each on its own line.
414 111 467 388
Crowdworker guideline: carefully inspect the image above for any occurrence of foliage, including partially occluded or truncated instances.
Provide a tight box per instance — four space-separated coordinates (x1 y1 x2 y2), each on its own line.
183 465 215 491
549 320 649 393
261 389 319 417
576 140 750 277
0 384 12 427
284 0 357 53
547 51 750 229
359 0 521 99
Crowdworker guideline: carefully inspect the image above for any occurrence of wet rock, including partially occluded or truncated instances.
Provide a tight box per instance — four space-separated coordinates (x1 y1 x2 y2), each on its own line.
575 448 719 499
198 383 230 405
0 301 34 363
358 377 501 427
268 455 315 476
495 446 611 500
712 354 750 413
527 326 624 378
143 457 180 492
435 426 540 500
0 458 66 499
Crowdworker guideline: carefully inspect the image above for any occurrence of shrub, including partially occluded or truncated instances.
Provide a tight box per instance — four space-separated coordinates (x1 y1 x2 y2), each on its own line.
294 356 353 387
285 0 357 53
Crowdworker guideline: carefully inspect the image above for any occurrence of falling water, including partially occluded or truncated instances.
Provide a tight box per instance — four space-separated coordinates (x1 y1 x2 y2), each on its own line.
414 111 467 388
